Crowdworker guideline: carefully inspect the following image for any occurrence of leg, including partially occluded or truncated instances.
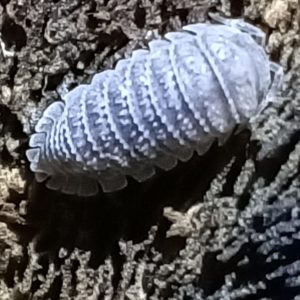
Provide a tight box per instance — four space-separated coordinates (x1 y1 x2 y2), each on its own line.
267 61 284 102
257 62 284 115
208 12 266 47
269 62 284 91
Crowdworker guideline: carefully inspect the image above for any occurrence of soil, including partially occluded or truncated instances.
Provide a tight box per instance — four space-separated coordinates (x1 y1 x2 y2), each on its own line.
0 0 299 299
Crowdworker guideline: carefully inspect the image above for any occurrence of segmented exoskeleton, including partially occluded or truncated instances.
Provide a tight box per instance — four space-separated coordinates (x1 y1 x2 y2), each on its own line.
26 14 283 196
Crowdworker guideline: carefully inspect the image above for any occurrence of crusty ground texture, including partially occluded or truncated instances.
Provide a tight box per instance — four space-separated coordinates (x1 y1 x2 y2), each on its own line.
0 0 299 299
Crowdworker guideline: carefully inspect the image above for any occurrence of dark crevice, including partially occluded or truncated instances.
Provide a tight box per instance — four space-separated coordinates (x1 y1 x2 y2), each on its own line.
5 245 29 289
134 2 146 29
44 73 65 91
220 130 250 197
25 18 32 28
236 188 251 210
230 0 245 17
93 31 119 56
109 28 130 50
269 43 283 63
40 13 51 48
76 49 95 70
0 104 26 139
7 56 18 88
0 0 10 6
175 8 189 23
159 0 171 33
30 88 43 103
255 130 300 183
252 215 265 232
48 276 63 300
199 250 228 295
101 28 130 61
1 15 27 50
0 145 14 167
86 15 100 30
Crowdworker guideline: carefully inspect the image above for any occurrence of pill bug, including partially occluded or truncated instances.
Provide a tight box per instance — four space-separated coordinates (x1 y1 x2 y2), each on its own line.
26 14 283 196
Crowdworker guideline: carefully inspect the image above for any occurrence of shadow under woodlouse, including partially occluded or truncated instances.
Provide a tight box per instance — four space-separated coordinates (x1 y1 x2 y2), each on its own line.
25 129 251 267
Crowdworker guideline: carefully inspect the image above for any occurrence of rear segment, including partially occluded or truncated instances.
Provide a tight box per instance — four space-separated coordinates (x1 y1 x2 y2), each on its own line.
26 98 101 196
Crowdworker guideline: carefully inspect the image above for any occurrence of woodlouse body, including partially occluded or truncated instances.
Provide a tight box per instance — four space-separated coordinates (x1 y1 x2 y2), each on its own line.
26 16 282 196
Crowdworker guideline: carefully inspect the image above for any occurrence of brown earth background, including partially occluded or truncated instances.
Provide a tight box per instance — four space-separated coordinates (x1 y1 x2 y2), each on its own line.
0 0 299 299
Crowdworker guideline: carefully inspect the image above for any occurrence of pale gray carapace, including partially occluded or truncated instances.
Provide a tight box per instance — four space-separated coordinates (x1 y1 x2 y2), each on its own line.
26 13 283 196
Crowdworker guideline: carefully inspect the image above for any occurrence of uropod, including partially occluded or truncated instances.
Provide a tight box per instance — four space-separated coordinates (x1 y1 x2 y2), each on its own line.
26 13 283 196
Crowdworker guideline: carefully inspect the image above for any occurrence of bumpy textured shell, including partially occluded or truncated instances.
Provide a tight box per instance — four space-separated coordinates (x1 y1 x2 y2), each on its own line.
26 21 273 196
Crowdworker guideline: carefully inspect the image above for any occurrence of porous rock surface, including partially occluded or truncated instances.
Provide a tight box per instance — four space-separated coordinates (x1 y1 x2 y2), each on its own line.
0 0 299 299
